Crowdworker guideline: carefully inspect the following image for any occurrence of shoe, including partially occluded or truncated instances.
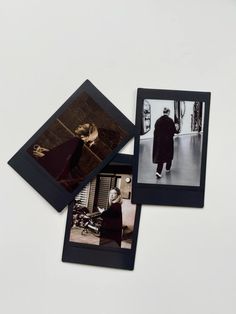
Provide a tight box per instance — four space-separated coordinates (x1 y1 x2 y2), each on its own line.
166 169 171 173
156 172 162 178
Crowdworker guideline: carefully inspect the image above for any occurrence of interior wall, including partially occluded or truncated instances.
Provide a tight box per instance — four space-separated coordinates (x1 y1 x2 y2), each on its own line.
181 101 194 134
141 100 205 139
121 200 136 229
181 101 205 134
120 174 135 228
141 99 174 139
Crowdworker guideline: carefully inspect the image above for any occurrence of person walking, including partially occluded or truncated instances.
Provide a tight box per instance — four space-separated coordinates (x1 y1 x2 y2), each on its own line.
152 107 179 178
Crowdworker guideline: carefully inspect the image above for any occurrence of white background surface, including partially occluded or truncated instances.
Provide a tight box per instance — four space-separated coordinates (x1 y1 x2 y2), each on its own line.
1 1 236 313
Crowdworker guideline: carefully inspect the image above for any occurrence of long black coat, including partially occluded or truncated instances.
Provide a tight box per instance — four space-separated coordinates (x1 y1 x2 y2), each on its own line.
37 137 84 181
100 203 122 246
152 115 177 163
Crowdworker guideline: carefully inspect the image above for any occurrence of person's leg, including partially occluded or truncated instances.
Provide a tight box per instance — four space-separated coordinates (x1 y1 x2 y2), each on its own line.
156 163 163 177
166 160 172 172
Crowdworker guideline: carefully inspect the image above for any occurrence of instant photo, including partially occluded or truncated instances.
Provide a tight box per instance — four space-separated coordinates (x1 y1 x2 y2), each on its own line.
132 88 210 208
62 154 141 270
8 80 135 211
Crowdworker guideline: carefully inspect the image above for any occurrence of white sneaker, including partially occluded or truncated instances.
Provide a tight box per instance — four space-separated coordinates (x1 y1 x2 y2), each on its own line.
166 169 171 173
156 172 162 178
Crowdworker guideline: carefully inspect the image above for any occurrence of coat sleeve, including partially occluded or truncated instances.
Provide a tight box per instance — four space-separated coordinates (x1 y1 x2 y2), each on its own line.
174 122 179 134
101 203 122 218
170 119 179 135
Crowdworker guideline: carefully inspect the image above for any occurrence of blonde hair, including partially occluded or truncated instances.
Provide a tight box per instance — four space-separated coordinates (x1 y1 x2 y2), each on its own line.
108 187 123 206
75 123 98 143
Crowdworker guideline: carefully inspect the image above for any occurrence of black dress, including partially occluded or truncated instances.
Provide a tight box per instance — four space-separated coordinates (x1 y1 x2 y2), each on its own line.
37 137 84 190
152 115 177 164
100 203 122 247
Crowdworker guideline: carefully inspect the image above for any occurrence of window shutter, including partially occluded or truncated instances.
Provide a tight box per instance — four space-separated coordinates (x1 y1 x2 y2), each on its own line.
97 176 111 209
75 183 90 207
87 178 97 212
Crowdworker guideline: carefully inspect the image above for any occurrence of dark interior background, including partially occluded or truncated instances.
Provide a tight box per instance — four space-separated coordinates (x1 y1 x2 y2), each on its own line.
27 92 128 184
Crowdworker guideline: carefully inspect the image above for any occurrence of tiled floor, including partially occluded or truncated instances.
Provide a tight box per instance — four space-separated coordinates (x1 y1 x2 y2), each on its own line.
138 133 202 186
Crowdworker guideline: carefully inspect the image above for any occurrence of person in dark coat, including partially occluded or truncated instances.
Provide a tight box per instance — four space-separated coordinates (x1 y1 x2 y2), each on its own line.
98 187 123 247
32 123 98 190
153 107 179 178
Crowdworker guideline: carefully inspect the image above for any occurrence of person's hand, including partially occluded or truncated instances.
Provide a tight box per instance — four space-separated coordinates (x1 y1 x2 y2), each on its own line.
87 140 96 147
97 207 105 213
33 145 49 157
175 123 180 131
82 137 97 147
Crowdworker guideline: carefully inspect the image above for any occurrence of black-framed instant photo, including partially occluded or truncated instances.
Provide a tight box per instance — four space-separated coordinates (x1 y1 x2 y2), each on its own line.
132 88 210 208
62 154 141 270
8 80 135 212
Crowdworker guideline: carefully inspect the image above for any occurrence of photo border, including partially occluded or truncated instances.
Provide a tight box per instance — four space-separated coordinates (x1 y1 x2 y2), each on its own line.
8 80 135 212
132 88 211 208
62 154 141 270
